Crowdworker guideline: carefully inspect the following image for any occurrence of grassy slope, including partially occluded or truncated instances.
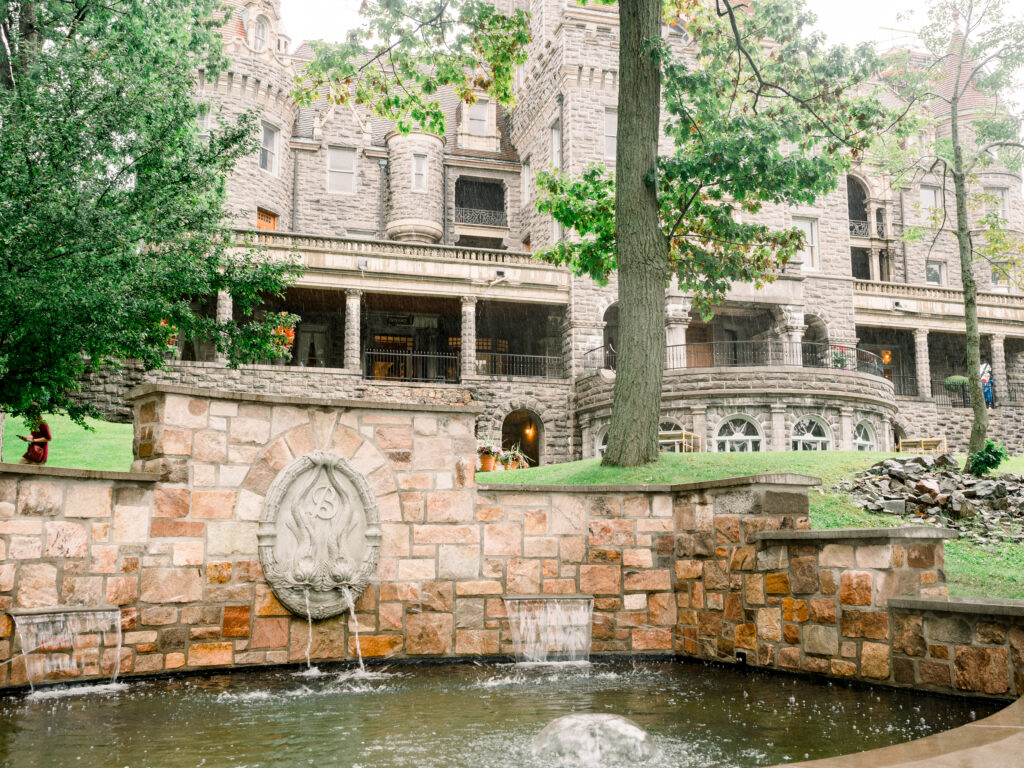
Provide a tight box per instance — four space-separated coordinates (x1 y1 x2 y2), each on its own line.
2 414 134 472
483 452 1024 599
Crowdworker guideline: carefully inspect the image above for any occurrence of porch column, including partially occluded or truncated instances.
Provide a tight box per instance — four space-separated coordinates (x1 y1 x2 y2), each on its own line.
214 291 232 364
783 325 806 366
689 405 707 451
344 289 362 372
771 405 787 452
913 328 931 399
839 407 854 451
991 333 1007 403
665 300 689 369
461 296 478 380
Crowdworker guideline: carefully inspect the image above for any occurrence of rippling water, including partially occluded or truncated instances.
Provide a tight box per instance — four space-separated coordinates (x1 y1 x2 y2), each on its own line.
0 660 1002 768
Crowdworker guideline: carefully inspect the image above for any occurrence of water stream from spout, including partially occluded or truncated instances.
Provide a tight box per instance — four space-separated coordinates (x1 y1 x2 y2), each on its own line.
301 589 318 676
342 588 366 673
504 597 594 664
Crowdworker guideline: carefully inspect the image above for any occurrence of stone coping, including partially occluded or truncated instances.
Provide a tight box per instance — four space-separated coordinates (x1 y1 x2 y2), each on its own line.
0 463 157 482
478 472 822 494
501 595 594 602
7 606 122 617
125 383 486 414
753 526 957 543
782 695 1023 767
888 596 1024 618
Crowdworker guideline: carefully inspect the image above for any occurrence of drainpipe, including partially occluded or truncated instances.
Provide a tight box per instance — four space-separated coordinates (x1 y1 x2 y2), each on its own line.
291 148 300 232
442 161 448 244
899 189 908 283
556 92 565 169
377 158 389 239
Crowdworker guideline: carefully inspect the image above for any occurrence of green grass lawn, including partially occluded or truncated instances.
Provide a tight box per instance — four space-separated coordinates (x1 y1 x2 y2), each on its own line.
2 414 134 472
483 451 1024 600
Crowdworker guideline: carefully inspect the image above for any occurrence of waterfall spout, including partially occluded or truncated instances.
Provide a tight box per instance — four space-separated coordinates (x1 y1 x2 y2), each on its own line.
503 596 593 663
342 587 366 673
11 609 122 690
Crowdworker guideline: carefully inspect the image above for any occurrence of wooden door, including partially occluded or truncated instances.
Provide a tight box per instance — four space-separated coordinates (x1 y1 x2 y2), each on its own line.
686 323 712 368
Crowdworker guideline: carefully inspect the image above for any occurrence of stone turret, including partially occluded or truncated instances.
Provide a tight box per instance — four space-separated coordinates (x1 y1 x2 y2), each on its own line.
385 131 445 243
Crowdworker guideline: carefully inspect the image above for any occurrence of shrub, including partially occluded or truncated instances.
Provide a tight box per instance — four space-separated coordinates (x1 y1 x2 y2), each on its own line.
966 440 1008 476
943 375 969 391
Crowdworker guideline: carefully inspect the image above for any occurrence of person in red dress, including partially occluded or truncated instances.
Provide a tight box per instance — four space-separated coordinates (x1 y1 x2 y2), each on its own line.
17 407 51 465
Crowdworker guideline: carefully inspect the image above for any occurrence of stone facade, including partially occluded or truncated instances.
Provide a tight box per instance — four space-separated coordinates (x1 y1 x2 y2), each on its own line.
1 387 1021 698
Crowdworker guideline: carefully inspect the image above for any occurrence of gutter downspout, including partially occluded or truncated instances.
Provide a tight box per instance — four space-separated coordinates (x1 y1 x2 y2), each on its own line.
291 149 300 232
442 161 448 244
899 188 908 282
555 90 577 460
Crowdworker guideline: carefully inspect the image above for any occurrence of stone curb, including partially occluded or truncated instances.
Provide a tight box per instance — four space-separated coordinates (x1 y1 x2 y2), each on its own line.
889 596 1024 618
0 463 157 482
753 526 958 542
477 472 822 494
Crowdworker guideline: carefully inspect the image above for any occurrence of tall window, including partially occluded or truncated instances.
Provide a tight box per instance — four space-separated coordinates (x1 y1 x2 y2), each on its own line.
551 121 561 170
853 421 876 451
256 208 277 231
716 416 762 453
328 147 356 194
412 154 427 191
984 187 1008 221
925 260 946 286
791 416 831 451
793 217 818 271
920 185 941 212
260 123 278 173
248 16 269 51
469 101 488 136
521 159 531 206
604 110 617 161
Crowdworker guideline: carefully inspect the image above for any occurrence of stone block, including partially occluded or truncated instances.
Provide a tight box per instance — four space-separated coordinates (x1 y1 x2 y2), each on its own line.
65 484 112 518
426 491 474 523
483 524 522 556
105 576 138 606
819 544 854 567
580 565 621 595
140 568 203 603
405 613 453 655
17 564 58 609
735 623 757 650
920 660 952 688
839 571 872 606
206 521 257 557
757 607 782 642
765 573 790 595
907 544 936 568
782 598 808 623
550 495 586 535
632 628 672 651
789 557 818 595
188 641 232 667
953 646 1010 695
113 507 149 543
506 559 541 594
230 417 270 445
804 625 839 656
588 519 634 547
624 570 671 592
809 598 836 624
61 576 103 606
840 610 890 640
222 606 251 638
191 491 237 520
16 481 63 516
757 546 788 571
438 545 480 580
893 614 926 656
193 431 228 463
860 642 890 680
455 629 499 655
44 521 88 558
925 616 972 645
855 544 893 569
353 634 404 658
153 488 190 519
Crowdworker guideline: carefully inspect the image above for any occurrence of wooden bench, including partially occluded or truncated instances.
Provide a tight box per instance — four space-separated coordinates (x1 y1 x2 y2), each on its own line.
897 437 948 454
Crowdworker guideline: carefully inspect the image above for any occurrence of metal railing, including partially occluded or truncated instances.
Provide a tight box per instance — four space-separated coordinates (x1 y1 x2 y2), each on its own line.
362 349 460 383
584 340 884 378
1004 382 1024 403
455 207 508 227
477 352 563 379
849 220 871 238
931 378 971 408
889 375 919 397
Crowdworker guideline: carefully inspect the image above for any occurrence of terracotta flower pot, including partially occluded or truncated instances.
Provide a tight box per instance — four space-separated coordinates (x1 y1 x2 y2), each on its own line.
505 460 519 471
479 454 496 472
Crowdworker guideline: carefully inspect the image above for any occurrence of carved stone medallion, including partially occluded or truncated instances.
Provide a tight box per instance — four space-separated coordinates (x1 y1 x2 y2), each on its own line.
258 451 382 620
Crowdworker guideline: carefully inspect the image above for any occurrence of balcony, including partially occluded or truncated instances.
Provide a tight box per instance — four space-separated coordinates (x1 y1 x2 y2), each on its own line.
477 352 563 379
584 340 885 378
363 350 461 383
853 280 1024 328
455 207 507 228
849 220 871 238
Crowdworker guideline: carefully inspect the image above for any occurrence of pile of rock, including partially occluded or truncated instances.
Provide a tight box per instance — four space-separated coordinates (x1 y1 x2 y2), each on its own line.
833 454 1024 546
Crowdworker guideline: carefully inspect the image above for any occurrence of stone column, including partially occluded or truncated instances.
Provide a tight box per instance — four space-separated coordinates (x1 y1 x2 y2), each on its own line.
990 333 1007 403
839 408 854 451
461 296 478 380
344 289 362 372
215 291 233 364
913 328 931 399
689 405 707 451
665 318 688 369
770 405 787 452
782 325 806 366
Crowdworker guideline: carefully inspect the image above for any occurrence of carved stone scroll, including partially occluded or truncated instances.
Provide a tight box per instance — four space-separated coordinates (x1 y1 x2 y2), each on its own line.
258 451 382 619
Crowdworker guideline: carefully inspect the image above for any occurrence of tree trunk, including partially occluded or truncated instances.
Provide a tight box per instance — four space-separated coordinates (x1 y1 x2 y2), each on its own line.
948 94 988 458
601 0 667 467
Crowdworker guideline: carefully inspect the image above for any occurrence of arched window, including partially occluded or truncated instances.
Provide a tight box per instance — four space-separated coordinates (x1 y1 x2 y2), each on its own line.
602 304 618 369
596 428 609 458
248 16 269 51
715 416 762 453
659 419 684 453
791 416 831 451
853 421 876 451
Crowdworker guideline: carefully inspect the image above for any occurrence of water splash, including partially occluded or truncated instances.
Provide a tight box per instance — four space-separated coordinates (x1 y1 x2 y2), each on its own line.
532 714 660 766
342 587 366 673
12 610 122 690
504 597 593 664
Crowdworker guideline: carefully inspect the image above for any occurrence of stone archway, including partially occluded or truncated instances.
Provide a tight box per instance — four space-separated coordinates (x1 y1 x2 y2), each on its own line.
501 409 542 467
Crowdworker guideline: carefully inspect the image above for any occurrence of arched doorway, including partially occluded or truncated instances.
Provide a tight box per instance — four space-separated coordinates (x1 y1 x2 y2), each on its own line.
502 410 542 467
602 304 619 369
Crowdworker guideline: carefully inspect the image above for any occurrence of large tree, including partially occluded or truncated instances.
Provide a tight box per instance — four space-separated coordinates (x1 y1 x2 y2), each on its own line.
0 0 300 424
883 0 1024 457
539 0 898 465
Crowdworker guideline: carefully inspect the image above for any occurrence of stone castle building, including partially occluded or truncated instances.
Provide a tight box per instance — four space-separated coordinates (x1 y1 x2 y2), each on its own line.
81 0 1024 463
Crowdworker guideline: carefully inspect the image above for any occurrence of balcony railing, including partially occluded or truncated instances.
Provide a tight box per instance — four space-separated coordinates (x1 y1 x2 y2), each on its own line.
584 340 884 378
889 374 919 397
455 207 508 227
362 350 460 383
931 378 972 409
477 352 563 379
849 220 871 238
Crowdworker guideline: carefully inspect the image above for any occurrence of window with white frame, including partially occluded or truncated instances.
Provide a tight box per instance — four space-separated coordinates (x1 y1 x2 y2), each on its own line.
522 159 531 206
469 101 488 136
992 262 1012 292
604 110 617 161
597 429 609 457
984 187 1009 221
551 121 561 170
792 217 819 271
328 147 356 194
248 16 269 51
716 416 762 453
853 421 876 451
920 185 941 211
659 419 695 453
791 416 831 451
412 154 427 191
259 123 278 173
925 260 946 286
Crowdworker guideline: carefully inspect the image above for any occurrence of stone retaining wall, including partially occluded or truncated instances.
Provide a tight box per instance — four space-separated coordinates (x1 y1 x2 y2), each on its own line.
896 397 1024 455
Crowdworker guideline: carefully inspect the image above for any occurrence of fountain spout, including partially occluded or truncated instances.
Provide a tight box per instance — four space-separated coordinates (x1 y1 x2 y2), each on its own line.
10 609 122 690
503 595 593 664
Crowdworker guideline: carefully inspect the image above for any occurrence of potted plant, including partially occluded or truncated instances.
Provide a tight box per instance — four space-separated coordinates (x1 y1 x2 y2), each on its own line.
477 437 502 472
502 443 522 471
271 312 295 365
509 444 531 470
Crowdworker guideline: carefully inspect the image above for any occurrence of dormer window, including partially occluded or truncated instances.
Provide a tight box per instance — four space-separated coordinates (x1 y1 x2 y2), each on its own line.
469 101 488 136
248 16 269 51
